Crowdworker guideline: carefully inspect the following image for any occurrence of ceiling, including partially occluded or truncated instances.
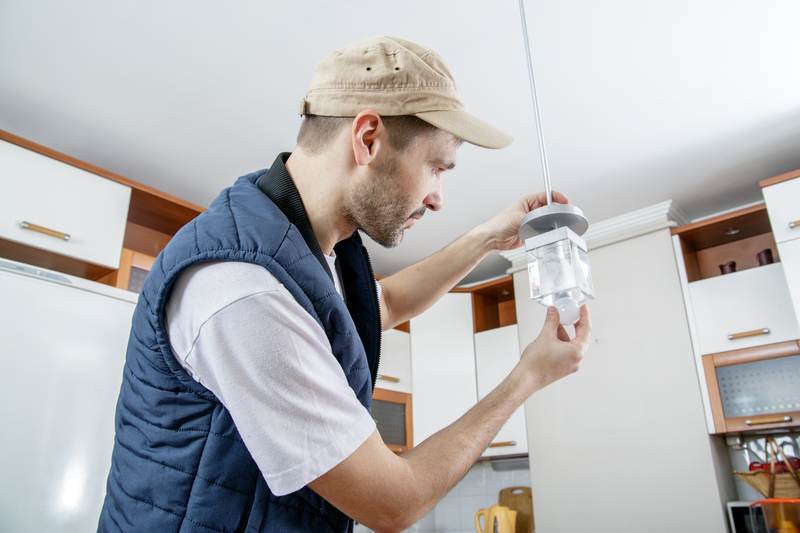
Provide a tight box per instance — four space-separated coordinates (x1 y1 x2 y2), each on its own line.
2 0 799 285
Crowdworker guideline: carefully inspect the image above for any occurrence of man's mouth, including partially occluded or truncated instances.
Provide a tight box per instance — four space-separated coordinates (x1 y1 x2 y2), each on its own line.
406 208 426 228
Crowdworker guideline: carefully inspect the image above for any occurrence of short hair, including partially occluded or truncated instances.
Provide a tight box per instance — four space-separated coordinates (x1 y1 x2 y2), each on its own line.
296 114 442 155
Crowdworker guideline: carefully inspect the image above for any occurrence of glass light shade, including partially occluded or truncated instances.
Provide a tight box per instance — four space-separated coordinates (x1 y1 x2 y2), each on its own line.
525 227 594 325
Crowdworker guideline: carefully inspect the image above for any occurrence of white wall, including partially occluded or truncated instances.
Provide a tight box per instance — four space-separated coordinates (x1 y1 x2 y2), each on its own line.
514 228 736 533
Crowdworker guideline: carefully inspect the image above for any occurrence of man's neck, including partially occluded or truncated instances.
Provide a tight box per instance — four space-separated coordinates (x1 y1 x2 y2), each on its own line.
284 148 357 255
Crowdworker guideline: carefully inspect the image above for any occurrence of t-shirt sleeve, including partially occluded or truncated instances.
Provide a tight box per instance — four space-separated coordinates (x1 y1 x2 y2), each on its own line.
165 261 376 496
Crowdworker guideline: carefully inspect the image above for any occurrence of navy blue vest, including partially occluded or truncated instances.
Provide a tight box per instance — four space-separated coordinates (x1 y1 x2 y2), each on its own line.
98 155 381 533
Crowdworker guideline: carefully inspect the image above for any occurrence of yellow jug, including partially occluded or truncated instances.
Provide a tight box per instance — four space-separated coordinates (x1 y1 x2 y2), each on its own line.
475 504 517 533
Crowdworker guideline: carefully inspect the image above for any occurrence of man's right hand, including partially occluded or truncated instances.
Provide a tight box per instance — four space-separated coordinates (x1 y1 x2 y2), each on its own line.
516 305 592 395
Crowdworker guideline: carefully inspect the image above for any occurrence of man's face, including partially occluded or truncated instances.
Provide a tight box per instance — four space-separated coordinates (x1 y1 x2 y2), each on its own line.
344 130 458 248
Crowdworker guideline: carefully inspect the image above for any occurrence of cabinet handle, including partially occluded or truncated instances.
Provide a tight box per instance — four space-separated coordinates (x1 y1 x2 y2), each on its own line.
790 220 799 229
728 328 770 340
745 415 792 426
489 441 517 448
377 374 400 383
20 221 70 241
386 445 405 454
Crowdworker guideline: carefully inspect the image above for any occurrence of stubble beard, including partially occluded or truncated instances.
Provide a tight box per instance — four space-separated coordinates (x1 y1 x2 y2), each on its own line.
343 154 422 249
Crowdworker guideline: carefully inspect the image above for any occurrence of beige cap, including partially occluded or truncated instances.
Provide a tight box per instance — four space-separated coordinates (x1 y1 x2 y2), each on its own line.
298 36 514 149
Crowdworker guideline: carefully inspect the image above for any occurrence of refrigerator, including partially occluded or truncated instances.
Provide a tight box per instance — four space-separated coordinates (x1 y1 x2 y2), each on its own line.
0 258 137 533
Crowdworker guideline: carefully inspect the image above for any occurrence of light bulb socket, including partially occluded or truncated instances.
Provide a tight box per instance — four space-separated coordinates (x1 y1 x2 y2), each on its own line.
523 226 588 254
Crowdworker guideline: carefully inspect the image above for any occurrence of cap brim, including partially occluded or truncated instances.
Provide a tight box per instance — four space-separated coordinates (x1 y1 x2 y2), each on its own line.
414 110 514 149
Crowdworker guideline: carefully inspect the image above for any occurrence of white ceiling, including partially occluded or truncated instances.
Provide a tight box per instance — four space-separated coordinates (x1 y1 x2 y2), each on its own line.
2 0 799 285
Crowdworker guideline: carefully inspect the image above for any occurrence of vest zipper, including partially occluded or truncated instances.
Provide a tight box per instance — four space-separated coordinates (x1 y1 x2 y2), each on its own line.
362 246 382 393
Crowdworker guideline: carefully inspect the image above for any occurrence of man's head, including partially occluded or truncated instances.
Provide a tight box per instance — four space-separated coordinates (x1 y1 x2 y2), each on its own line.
290 37 512 250
297 36 514 150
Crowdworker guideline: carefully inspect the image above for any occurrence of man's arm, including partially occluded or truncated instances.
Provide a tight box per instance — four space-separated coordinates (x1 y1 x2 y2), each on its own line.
378 191 569 330
308 305 592 533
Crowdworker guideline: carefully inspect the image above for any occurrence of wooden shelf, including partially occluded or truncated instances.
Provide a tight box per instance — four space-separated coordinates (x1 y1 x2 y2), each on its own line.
672 204 779 283
454 276 517 333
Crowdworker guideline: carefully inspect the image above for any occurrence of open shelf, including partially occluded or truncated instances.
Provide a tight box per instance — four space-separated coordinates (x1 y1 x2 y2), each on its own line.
671 204 779 283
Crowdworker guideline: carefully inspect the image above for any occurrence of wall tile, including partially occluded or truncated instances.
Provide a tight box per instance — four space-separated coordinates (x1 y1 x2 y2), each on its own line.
461 494 491 530
459 463 488 496
435 494 462 532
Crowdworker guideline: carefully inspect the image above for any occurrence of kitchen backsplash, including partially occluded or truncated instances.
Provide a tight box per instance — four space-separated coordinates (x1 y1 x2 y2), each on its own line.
354 460 531 533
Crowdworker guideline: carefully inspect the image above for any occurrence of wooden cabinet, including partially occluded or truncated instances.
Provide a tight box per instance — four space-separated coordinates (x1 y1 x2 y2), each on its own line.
702 341 800 433
0 138 131 275
672 198 800 434
410 292 477 447
0 129 204 285
371 388 413 455
474 324 527 458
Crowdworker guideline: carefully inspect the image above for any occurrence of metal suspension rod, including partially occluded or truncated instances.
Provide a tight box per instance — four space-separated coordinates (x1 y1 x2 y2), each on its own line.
518 0 552 205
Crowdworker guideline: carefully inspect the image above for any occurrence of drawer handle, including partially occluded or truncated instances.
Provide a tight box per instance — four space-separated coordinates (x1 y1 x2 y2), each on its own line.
489 441 517 448
790 220 799 229
728 328 770 340
20 221 70 241
745 415 792 426
377 374 400 383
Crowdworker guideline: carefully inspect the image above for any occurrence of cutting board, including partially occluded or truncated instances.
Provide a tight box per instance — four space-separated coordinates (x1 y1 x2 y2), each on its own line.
499 486 534 533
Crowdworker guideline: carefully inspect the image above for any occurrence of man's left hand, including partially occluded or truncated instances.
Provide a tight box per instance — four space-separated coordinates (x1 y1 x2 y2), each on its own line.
482 191 570 251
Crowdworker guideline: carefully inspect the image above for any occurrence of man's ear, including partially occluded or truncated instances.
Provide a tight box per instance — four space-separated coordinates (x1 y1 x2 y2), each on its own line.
351 111 386 167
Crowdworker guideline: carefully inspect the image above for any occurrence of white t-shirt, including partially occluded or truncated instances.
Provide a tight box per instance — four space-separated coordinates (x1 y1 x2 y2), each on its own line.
165 257 378 496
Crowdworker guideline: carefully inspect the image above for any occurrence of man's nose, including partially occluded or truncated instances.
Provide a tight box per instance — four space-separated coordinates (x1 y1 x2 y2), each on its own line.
424 180 443 212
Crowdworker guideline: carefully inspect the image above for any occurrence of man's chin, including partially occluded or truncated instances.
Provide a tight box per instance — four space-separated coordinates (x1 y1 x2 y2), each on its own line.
361 227 405 250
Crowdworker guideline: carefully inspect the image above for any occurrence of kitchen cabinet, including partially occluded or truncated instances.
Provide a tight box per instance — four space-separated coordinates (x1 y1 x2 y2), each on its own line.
672 201 800 434
371 388 413 455
410 292 477 446
762 170 800 322
689 262 799 355
372 327 414 455
702 340 800 433
0 129 204 285
0 138 131 274
474 324 528 458
409 276 525 457
376 328 412 394
0 259 138 533
761 170 800 245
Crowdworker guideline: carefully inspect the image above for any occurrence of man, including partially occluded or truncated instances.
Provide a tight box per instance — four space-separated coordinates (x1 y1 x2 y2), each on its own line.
98 36 591 533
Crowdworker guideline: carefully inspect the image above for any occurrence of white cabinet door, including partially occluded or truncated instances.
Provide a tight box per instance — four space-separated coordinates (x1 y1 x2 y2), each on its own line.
376 329 412 394
410 293 477 447
0 140 131 269
474 325 528 458
763 177 800 244
0 261 136 533
777 238 800 321
689 262 800 355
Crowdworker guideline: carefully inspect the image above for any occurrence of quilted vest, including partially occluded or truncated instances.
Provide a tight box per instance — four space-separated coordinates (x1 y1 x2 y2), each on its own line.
98 154 381 533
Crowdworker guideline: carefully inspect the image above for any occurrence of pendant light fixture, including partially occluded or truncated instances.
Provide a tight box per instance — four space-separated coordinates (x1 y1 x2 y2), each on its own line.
517 0 595 325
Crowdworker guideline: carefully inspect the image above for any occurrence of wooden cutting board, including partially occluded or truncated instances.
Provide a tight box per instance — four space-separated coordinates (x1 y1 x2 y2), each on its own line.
499 486 534 533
